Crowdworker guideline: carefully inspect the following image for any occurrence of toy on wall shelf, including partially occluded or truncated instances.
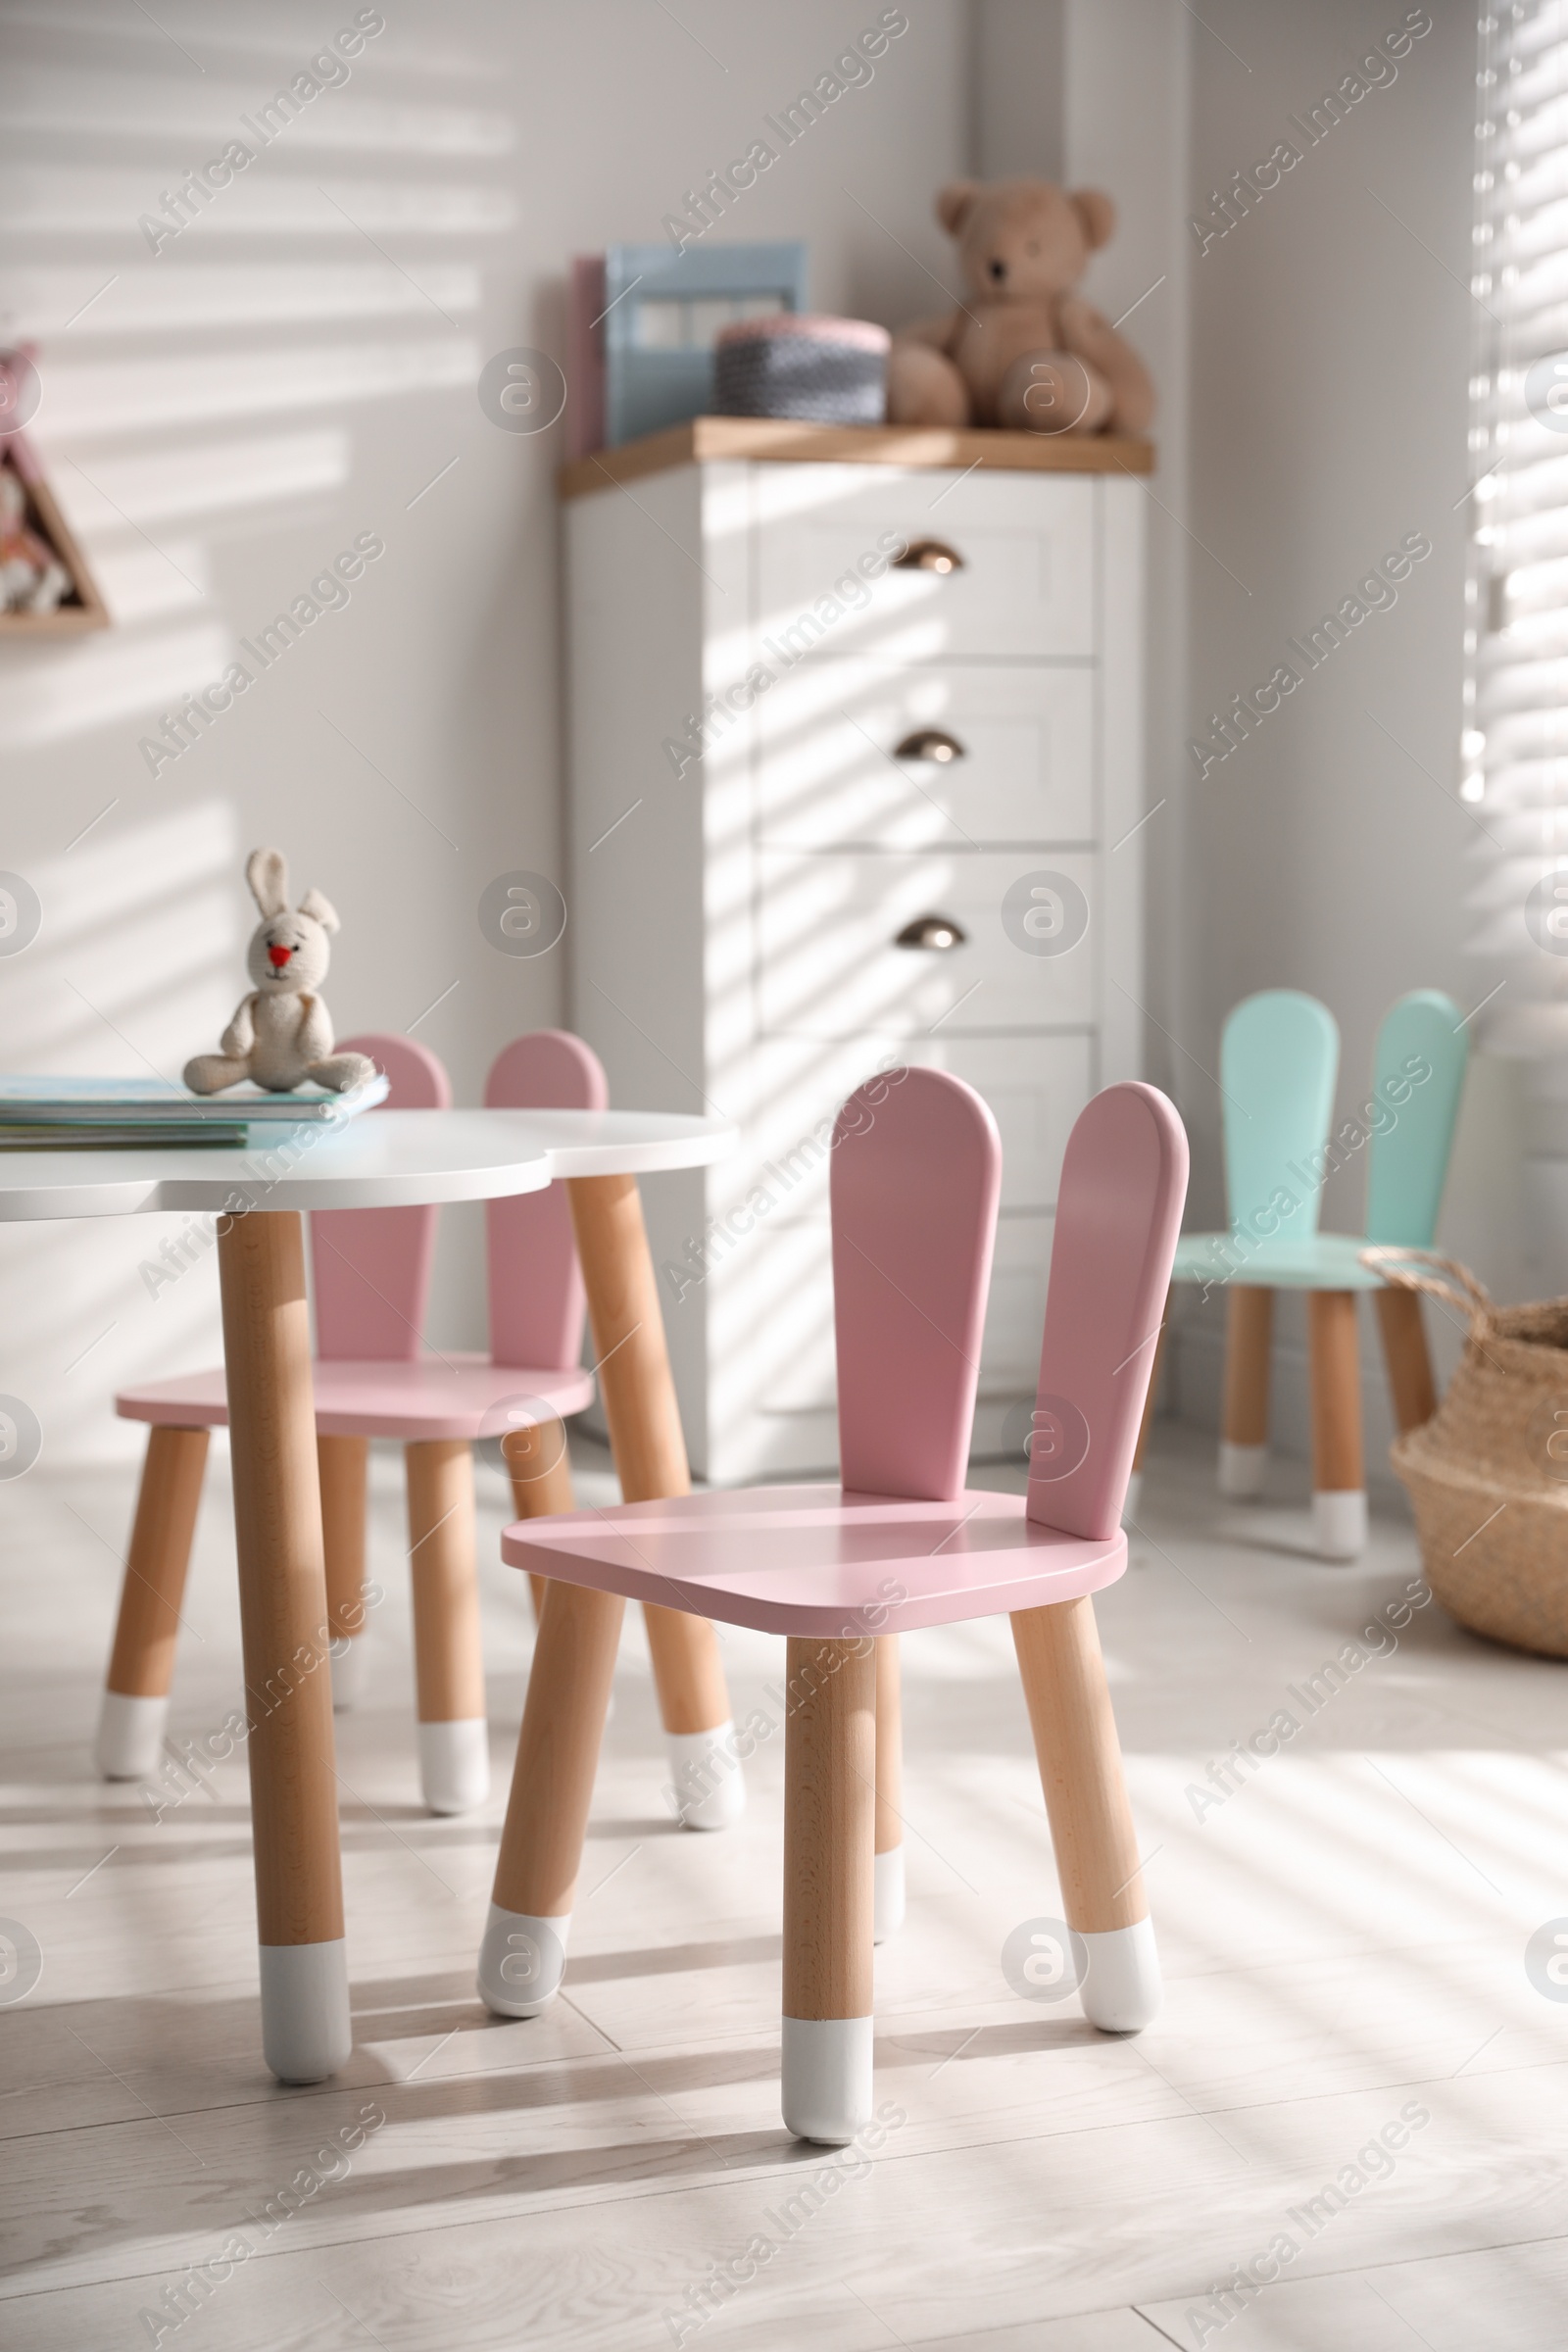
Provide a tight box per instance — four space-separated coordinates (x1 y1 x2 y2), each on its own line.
0 434 109 635
0 460 69 614
183 849 376 1097
887 178 1154 437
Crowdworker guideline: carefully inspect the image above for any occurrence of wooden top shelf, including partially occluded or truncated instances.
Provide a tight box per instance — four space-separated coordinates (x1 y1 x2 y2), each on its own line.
557 416 1155 500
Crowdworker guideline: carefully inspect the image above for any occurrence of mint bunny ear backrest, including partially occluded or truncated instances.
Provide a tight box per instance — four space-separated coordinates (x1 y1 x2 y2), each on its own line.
1364 990 1469 1247
1220 989 1339 1241
246 847 288 917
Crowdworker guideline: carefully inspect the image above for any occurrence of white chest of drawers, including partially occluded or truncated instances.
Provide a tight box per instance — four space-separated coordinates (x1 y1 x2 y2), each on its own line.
562 420 1151 1485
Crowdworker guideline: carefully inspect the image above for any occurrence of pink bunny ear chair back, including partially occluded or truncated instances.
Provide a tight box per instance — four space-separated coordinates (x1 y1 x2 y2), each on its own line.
1027 1082 1189 1542
311 1034 452 1362
831 1066 1002 1501
484 1031 609 1370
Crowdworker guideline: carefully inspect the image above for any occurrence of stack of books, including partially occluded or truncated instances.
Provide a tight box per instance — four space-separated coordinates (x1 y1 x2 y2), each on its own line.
567 241 808 456
0 1073 389 1150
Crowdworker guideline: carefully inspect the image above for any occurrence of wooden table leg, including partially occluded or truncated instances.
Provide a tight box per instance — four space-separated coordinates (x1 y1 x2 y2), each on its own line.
566 1171 741 1830
218 1209 350 2084
782 1636 875 2143
405 1439 488 1815
1125 1287 1170 1523
1012 1595 1159 2033
478 1579 623 2017
1308 1290 1366 1559
318 1434 369 1713
97 1425 209 1782
1219 1285 1272 1497
873 1635 904 1943
1375 1286 1436 1433
503 1418 576 1623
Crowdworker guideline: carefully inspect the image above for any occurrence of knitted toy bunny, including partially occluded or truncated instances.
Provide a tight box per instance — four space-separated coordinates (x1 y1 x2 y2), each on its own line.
183 848 376 1096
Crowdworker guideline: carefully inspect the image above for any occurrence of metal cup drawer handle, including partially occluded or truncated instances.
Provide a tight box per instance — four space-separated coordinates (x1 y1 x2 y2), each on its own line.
892 538 965 575
894 913 967 952
894 728 965 764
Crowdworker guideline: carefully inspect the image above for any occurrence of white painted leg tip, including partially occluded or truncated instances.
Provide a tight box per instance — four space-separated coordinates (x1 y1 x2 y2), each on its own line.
477 1904 569 2017
96 1690 170 1782
1079 1918 1162 2034
259 1941 353 2082
417 1719 490 1815
1312 1489 1367 1561
1121 1471 1143 1526
1218 1442 1267 1499
666 1722 746 1830
781 2015 874 2144
873 1847 905 1944
329 1639 369 1713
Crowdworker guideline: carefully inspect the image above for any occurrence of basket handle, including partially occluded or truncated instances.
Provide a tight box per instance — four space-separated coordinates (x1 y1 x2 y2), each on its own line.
1358 1245 1493 1333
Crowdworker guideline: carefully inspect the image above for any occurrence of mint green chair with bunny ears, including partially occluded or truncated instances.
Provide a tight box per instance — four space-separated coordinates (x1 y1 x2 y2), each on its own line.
1149 989 1467 1562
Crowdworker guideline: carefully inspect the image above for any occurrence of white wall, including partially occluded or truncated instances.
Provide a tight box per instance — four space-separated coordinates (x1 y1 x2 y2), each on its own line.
0 0 969 1461
1170 0 1523 1472
1062 0 1192 1117
969 0 1063 182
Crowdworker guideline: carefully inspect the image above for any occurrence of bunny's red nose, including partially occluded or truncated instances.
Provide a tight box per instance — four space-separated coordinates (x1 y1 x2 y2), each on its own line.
269 945 292 968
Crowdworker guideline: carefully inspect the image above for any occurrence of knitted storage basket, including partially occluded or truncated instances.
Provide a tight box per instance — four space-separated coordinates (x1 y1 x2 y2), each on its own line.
1366 1246 1568 1657
712 314 890 424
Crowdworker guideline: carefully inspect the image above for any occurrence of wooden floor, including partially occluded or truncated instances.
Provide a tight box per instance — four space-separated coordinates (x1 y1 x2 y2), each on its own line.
3 1422 1567 2350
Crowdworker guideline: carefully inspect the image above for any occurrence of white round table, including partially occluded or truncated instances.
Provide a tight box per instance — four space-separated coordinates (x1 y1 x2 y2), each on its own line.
0 1106 732 2082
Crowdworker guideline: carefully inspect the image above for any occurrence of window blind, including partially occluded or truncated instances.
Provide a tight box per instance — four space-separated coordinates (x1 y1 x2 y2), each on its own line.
1468 1 1568 1048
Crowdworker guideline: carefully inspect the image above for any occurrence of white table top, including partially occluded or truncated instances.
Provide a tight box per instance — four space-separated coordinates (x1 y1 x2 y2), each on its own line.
505 1107 735 1180
0 1107 735 1220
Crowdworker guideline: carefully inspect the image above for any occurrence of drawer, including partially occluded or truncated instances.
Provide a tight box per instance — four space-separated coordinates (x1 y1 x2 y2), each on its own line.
756 851 1097 1039
753 466 1096 662
754 659 1095 849
734 1035 1092 1220
927 1037 1092 1212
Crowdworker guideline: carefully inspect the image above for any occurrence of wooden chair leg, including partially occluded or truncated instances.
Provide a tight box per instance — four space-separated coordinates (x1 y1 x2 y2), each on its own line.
97 1424 209 1782
566 1170 741 1829
1375 1286 1436 1434
404 1438 488 1814
1307 1290 1366 1559
1125 1286 1171 1523
503 1418 576 1624
873 1635 904 1942
1012 1595 1159 2032
1219 1285 1272 1497
478 1579 624 2017
782 1636 876 2143
318 1434 369 1712
218 1210 349 2085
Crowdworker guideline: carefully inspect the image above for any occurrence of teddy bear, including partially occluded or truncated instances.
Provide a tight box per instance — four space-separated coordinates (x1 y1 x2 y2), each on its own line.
887 178 1154 437
0 461 70 614
183 848 376 1096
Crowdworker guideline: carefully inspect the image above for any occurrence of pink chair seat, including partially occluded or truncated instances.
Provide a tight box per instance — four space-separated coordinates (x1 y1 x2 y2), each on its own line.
118 1356 593 1442
502 1483 1124 1636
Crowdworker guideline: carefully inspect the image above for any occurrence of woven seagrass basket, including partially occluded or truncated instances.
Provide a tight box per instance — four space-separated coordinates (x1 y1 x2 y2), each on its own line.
1365 1248 1568 1658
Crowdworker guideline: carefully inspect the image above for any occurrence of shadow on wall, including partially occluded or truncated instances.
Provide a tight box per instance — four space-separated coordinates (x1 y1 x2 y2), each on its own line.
0 1 513 749
0 5 516 1461
0 802 238 1465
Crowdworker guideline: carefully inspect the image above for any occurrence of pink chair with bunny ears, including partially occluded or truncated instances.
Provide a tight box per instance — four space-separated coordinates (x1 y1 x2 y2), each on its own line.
482 1069 1189 2146
484 1029 607 1373
100 1032 596 1816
